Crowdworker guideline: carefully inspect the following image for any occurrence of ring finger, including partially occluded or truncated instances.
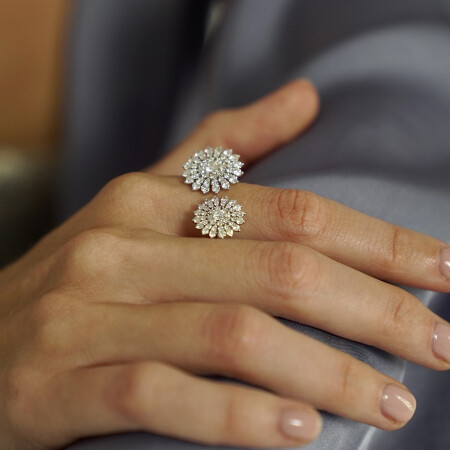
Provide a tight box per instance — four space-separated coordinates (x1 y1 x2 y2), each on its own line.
81 230 450 370
76 301 417 430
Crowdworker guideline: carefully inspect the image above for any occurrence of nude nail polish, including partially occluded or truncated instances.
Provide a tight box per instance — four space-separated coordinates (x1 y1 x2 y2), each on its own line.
380 385 416 424
439 248 450 279
432 323 450 363
279 410 321 442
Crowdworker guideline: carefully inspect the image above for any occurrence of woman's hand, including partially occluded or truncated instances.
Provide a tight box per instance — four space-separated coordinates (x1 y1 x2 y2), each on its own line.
1 80 449 450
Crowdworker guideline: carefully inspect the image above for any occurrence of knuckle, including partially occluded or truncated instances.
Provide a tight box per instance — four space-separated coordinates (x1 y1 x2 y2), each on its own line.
99 172 162 218
335 357 360 405
28 293 79 357
111 362 165 424
254 242 321 303
380 291 435 352
268 189 329 241
382 225 411 269
102 172 152 201
201 305 265 372
60 228 128 282
220 391 247 440
4 366 39 428
380 291 414 337
30 292 64 328
4 367 25 407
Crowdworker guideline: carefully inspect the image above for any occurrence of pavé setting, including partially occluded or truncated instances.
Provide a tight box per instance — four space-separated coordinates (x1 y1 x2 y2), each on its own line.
183 146 244 194
193 196 245 238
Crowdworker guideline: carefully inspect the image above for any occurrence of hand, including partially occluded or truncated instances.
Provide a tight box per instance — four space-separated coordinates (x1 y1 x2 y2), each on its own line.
1 80 449 449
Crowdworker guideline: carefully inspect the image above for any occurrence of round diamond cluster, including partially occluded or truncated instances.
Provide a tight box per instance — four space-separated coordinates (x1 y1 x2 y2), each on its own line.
193 196 245 239
183 146 244 194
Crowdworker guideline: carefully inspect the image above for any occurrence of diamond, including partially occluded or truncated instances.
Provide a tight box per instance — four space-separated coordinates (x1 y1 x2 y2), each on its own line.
182 146 244 193
209 226 217 238
211 180 220 194
220 178 230 190
201 179 211 194
224 224 233 237
193 196 245 239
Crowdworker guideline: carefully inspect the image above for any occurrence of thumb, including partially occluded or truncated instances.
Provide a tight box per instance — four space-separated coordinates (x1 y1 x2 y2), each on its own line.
147 78 320 175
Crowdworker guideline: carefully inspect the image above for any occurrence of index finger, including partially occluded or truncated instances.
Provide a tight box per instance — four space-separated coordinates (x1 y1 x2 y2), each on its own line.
147 79 319 175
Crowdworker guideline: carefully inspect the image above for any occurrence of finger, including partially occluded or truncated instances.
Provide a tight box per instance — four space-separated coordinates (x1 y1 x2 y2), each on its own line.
54 227 449 369
147 79 319 175
134 176 450 292
43 362 321 449
231 183 450 291
107 234 449 371
80 302 417 430
73 171 450 292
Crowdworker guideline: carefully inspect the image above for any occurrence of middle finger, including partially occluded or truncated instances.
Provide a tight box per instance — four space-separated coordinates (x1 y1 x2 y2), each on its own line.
97 173 450 292
149 236 450 371
86 231 450 371
77 301 417 431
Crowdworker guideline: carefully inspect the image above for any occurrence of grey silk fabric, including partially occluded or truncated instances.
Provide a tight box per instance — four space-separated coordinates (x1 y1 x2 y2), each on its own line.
64 1 450 449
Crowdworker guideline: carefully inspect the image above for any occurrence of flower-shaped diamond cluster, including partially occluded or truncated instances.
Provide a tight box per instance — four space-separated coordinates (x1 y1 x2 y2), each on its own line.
193 196 245 238
183 146 244 194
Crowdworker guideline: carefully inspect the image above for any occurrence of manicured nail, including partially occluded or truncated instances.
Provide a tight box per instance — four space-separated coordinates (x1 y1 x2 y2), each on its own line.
380 385 416 424
279 410 321 442
432 323 450 363
439 248 450 279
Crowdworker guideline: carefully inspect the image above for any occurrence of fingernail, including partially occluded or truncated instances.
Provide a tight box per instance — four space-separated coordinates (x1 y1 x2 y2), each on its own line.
439 248 450 279
380 385 416 424
279 410 321 442
432 323 450 363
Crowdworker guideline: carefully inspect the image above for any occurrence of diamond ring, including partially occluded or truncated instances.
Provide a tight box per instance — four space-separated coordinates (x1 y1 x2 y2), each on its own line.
193 196 245 238
183 146 244 194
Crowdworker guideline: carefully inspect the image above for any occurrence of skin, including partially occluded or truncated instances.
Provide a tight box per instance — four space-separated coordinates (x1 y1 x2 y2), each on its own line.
0 79 449 449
